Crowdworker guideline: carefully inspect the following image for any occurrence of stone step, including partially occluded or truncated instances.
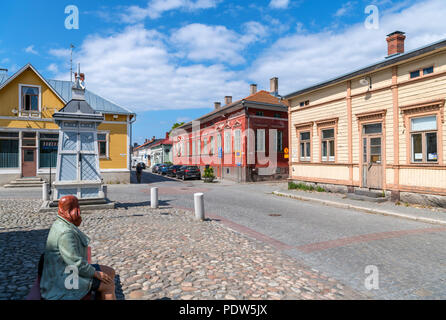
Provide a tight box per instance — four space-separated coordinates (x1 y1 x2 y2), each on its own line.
354 188 385 198
4 183 45 188
10 179 44 184
346 193 388 203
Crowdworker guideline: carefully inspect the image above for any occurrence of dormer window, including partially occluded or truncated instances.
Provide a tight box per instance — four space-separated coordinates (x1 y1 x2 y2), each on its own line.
19 84 41 117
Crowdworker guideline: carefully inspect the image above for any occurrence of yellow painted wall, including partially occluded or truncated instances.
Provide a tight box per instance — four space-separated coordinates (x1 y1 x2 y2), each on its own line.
0 66 130 170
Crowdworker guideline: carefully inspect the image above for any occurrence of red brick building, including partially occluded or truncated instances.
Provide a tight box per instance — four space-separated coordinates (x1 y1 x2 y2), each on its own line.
171 78 289 182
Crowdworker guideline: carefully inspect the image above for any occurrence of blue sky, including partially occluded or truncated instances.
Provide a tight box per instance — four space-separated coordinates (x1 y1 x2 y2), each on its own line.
1 0 446 144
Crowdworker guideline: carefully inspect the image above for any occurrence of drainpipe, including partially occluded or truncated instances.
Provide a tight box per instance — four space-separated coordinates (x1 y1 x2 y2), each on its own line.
243 100 249 182
129 114 137 170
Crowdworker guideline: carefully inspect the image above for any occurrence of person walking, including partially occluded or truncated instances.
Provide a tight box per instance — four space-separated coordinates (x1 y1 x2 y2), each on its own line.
136 162 143 183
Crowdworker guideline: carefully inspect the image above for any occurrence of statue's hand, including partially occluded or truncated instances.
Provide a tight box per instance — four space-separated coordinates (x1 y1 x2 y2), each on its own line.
94 271 113 285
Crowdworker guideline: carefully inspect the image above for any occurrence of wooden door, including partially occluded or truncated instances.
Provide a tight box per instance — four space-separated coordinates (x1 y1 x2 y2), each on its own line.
22 148 37 177
362 135 383 189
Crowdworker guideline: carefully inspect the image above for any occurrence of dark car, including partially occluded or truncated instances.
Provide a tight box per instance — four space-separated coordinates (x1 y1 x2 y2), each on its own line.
176 166 201 180
159 164 172 175
166 165 183 177
151 164 161 173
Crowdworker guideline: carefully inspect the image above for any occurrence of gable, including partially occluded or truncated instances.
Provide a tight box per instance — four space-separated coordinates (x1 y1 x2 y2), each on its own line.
0 66 65 118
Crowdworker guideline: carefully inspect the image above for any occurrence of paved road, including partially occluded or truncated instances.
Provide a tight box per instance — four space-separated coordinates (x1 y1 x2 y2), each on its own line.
1 170 445 299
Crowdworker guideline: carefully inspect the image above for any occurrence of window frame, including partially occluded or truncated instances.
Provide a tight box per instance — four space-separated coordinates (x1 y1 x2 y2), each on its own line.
97 132 109 159
320 127 336 162
19 84 42 117
409 115 439 164
256 129 266 152
0 131 20 169
409 65 434 80
298 130 311 162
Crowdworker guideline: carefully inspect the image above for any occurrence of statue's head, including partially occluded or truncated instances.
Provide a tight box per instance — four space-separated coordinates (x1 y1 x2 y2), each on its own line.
58 195 82 227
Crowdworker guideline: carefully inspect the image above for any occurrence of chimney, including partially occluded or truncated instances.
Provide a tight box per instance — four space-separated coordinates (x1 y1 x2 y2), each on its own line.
270 77 278 95
250 84 257 95
214 102 221 110
386 31 406 56
74 72 85 82
224 96 232 105
166 132 169 139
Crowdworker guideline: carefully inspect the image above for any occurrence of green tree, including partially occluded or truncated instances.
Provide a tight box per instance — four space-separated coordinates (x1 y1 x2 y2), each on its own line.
170 122 185 133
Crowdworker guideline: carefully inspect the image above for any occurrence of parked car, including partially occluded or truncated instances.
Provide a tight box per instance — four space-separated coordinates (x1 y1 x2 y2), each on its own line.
159 164 172 175
176 166 201 180
152 164 161 173
166 165 183 177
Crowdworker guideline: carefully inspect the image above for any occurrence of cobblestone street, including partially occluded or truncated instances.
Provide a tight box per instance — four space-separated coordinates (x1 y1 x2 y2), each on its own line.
0 198 364 300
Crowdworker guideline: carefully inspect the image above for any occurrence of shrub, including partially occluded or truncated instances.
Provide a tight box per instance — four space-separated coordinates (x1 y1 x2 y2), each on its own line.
204 167 215 178
288 181 325 192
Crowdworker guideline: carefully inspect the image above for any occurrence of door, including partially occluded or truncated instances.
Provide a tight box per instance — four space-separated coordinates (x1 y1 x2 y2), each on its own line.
362 124 383 189
22 148 37 177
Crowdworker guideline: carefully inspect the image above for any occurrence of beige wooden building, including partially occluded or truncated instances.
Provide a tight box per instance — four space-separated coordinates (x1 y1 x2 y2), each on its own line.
285 31 446 206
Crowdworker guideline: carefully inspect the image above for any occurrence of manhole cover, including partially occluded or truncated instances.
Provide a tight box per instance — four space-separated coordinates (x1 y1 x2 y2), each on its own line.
269 214 281 217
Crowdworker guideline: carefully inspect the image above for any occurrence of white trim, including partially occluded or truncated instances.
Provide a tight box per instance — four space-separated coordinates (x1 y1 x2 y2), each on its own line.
250 115 288 121
127 117 130 170
0 116 53 121
102 121 128 124
0 169 20 174
19 83 42 118
100 169 130 172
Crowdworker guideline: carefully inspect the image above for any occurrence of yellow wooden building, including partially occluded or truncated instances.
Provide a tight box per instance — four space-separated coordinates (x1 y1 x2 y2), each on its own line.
0 64 135 185
285 31 446 206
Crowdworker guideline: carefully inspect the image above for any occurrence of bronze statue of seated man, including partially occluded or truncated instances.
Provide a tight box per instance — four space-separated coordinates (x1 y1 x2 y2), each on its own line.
40 195 116 300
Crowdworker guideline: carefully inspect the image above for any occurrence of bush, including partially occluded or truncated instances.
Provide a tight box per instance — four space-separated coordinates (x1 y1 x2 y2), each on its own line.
204 167 215 178
288 181 325 192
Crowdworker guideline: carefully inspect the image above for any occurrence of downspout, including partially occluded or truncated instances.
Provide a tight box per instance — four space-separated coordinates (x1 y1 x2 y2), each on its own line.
129 114 137 170
243 100 249 182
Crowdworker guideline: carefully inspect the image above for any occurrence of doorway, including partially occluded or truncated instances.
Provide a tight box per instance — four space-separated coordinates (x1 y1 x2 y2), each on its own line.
21 132 37 177
362 123 383 189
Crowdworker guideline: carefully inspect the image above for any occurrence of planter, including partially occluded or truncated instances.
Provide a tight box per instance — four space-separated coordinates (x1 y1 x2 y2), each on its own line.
203 176 215 183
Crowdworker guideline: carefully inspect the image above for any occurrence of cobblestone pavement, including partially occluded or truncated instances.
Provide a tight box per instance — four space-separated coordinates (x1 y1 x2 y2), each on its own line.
0 199 365 300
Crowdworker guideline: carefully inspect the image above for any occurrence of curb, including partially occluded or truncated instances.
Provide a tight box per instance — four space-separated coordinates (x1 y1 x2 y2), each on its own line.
272 191 446 226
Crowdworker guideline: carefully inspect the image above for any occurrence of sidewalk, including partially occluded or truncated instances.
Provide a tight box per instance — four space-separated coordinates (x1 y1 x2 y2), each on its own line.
273 188 446 226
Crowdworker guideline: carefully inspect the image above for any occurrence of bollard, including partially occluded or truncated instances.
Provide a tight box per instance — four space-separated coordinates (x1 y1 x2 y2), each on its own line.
42 183 49 201
194 193 205 221
102 185 108 199
151 187 159 209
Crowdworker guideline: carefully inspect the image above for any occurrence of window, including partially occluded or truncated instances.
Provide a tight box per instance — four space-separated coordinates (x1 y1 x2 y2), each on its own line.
274 113 282 118
410 66 434 79
410 70 420 79
299 131 311 161
234 129 241 152
182 141 186 157
277 130 283 153
0 132 19 168
423 66 434 75
217 134 222 154
186 140 190 157
256 129 265 152
321 128 335 162
21 86 40 111
299 100 310 107
224 131 231 153
209 136 214 155
97 133 107 158
39 133 59 168
256 111 264 117
192 140 196 156
410 115 438 163
203 138 207 155
197 139 201 155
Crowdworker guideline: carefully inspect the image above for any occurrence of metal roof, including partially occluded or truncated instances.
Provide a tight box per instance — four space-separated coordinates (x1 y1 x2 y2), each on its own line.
284 37 446 99
47 79 134 115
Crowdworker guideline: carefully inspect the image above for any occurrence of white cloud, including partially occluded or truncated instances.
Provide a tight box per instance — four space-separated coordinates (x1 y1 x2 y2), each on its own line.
269 0 290 9
249 0 446 95
51 24 249 111
25 45 38 55
122 0 220 22
49 48 71 58
47 63 59 73
171 22 267 65
334 1 357 17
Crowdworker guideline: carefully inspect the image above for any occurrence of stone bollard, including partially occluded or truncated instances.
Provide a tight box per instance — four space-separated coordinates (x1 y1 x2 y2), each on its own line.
151 187 159 209
194 193 205 221
42 183 49 201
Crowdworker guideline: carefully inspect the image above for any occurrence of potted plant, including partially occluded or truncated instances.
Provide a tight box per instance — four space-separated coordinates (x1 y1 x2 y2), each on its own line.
203 167 215 183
